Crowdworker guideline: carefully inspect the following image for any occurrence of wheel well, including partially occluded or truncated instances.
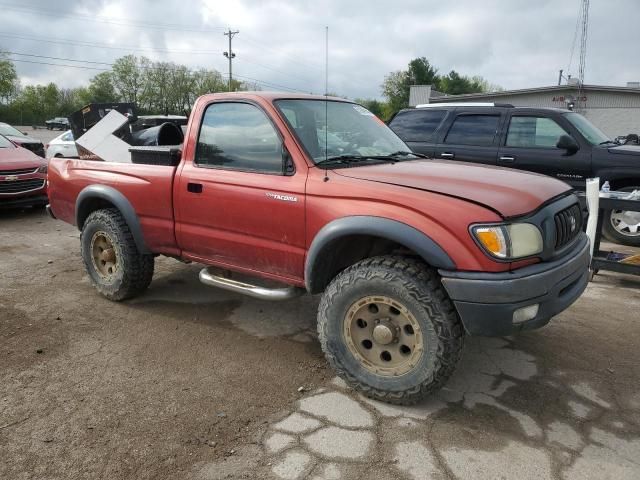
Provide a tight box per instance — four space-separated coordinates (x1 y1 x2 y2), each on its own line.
77 197 116 228
308 234 420 294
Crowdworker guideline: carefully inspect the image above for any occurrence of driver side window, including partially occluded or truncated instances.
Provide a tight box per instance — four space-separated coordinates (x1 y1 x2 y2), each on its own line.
196 102 284 174
506 116 569 148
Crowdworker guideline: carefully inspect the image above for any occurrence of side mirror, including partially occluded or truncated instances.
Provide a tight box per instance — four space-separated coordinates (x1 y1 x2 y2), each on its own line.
282 146 295 175
556 134 579 153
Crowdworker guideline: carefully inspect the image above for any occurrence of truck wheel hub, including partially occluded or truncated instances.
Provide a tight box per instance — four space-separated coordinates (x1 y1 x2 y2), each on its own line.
372 322 395 345
343 295 424 376
91 231 118 278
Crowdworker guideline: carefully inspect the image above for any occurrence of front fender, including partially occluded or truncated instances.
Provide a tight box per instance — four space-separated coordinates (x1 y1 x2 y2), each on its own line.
304 216 455 293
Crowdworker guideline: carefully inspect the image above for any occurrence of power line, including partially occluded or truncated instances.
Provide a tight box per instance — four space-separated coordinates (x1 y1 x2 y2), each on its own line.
9 58 110 71
6 54 311 93
1 33 319 89
0 3 323 73
8 51 114 66
0 32 221 55
235 57 319 85
0 2 228 33
241 34 325 72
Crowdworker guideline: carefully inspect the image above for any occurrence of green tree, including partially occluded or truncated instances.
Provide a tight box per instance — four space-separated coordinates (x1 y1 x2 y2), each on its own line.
86 72 118 103
111 55 147 104
354 98 385 118
382 57 440 115
381 57 499 116
0 52 18 103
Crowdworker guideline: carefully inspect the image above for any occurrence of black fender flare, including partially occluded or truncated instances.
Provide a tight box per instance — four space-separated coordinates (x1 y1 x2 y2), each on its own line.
75 185 151 254
304 216 455 293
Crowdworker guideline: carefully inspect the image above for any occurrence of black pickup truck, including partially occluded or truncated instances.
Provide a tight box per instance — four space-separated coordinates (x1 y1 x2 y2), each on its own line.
389 104 640 246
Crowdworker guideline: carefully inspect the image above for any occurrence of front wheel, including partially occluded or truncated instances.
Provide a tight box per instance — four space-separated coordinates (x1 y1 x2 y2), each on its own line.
602 186 640 247
80 208 154 301
317 256 464 405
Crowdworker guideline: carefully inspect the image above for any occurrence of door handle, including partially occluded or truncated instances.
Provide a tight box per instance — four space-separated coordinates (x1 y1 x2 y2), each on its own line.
187 182 203 193
499 156 515 163
440 152 455 159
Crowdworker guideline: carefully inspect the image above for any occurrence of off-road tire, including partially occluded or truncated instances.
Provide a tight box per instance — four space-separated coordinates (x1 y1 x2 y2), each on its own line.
317 255 464 405
602 186 640 247
80 208 154 301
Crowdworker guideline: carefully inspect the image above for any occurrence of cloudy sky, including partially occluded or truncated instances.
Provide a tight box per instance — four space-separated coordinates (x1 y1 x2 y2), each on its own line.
2 0 639 99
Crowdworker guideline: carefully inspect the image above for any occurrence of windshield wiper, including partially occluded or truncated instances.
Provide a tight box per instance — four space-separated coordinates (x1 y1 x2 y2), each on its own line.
387 150 429 159
315 154 397 167
315 151 426 167
598 140 616 145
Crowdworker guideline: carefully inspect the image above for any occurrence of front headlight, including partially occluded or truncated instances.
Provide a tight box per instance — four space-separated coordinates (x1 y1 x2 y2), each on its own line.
37 164 48 174
472 223 543 260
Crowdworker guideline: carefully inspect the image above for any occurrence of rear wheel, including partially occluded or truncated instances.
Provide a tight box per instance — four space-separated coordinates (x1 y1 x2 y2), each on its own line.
602 186 640 247
317 255 464 405
80 208 154 301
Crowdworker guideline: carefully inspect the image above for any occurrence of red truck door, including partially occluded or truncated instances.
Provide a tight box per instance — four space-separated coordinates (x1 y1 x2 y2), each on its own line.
174 100 307 284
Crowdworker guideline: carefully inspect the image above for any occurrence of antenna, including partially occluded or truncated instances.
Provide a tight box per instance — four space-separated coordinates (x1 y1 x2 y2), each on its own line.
324 25 329 179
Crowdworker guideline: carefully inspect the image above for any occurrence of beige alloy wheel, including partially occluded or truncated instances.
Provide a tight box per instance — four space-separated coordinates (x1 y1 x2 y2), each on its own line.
91 230 118 279
343 295 424 376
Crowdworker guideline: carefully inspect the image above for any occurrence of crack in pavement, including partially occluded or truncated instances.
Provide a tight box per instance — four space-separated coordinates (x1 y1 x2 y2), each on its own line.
193 337 640 480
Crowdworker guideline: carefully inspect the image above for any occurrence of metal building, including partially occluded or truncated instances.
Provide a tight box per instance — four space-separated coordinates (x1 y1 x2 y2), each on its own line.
414 83 640 138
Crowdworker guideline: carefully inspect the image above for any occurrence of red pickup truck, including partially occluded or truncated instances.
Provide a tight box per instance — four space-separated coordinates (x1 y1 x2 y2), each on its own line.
48 92 590 404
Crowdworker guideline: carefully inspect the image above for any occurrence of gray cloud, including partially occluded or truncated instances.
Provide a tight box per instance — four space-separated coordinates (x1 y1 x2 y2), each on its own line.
2 0 639 99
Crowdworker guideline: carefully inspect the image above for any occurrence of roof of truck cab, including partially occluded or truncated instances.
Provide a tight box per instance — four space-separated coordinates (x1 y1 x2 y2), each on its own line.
200 91 353 103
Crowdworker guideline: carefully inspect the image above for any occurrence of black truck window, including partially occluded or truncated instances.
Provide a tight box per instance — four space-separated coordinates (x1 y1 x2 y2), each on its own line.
506 116 568 148
390 109 447 142
444 115 500 146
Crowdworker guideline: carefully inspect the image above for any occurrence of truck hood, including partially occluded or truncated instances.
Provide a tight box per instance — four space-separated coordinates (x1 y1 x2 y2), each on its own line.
334 160 572 218
0 145 46 169
5 134 42 145
607 144 640 157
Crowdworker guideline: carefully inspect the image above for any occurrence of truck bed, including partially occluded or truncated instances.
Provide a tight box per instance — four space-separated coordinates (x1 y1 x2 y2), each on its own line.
48 158 180 255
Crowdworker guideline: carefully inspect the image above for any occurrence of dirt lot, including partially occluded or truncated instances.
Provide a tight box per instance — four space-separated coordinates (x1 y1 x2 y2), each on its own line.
2 208 640 480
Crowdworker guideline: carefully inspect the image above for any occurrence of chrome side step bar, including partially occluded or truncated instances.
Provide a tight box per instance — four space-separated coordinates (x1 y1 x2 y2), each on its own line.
199 267 305 301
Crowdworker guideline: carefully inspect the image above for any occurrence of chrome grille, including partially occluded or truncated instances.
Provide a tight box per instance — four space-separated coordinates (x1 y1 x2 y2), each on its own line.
0 167 38 176
554 203 582 249
0 178 45 194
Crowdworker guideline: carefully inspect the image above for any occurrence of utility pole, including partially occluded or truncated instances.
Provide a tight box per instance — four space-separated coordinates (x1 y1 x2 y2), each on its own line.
558 69 563 86
223 29 239 92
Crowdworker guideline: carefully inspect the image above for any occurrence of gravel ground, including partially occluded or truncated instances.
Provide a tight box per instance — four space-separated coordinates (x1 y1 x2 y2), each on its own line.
1 206 639 479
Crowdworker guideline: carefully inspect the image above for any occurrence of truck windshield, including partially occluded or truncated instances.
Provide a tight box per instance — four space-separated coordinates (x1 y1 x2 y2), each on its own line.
275 100 411 165
564 112 610 145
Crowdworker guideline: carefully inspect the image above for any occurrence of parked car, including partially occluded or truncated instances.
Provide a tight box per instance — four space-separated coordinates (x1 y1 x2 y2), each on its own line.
0 134 48 208
388 103 640 246
47 93 589 405
0 122 46 157
46 130 78 159
45 117 70 130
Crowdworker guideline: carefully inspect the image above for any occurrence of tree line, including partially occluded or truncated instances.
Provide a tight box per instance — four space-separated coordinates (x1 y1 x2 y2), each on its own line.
357 57 501 119
0 52 250 125
1 51 498 125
